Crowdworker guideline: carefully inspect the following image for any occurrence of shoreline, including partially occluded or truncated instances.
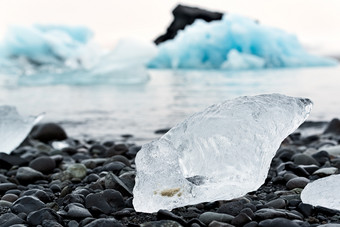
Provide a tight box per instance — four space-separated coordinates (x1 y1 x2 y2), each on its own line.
0 119 340 226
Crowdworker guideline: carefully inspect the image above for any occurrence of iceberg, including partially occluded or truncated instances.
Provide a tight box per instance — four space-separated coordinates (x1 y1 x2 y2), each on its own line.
148 14 338 69
0 24 94 65
0 25 157 85
301 174 340 211
0 106 43 154
133 94 312 213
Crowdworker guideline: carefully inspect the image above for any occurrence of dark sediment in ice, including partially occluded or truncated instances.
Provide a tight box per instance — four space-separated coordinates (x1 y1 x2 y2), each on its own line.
154 4 223 45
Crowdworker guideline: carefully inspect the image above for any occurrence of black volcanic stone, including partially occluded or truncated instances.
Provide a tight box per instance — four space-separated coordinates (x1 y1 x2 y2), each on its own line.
85 189 125 214
26 208 63 226
30 123 67 143
12 196 45 214
0 153 27 169
154 4 223 44
217 200 245 216
323 118 340 135
298 203 314 217
157 209 187 226
83 218 123 227
29 156 56 173
311 151 330 166
16 167 45 184
0 183 17 193
21 189 54 203
258 217 300 227
0 213 24 227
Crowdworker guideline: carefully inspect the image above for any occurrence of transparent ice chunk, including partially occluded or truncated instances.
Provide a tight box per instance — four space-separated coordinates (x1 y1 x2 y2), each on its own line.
301 174 340 211
133 94 312 213
0 106 43 154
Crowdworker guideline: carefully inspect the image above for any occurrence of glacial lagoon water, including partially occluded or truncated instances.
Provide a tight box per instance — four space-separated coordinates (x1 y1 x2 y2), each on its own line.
0 65 339 143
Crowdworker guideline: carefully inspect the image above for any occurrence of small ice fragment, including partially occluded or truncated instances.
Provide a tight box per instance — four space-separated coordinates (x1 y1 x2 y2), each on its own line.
301 174 340 211
133 94 312 213
0 106 43 154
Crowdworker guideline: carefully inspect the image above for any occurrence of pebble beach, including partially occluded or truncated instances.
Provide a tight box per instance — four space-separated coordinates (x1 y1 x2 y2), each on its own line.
0 119 340 227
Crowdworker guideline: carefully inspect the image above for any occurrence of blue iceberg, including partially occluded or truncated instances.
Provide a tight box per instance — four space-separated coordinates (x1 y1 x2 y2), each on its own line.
0 24 93 64
0 25 157 85
148 14 338 69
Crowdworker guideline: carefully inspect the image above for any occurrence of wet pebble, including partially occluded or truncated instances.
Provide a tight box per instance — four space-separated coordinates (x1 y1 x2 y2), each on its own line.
286 177 310 189
199 212 234 225
29 156 56 173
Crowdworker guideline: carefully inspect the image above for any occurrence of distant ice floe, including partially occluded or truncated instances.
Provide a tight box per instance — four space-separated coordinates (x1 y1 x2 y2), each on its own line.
0 25 157 85
0 106 43 154
148 14 338 69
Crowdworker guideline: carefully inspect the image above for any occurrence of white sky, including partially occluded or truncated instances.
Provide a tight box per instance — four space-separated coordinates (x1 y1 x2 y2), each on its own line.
0 0 339 55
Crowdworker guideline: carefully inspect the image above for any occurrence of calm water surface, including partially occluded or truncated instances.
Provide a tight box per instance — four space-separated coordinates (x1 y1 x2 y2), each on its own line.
0 66 339 142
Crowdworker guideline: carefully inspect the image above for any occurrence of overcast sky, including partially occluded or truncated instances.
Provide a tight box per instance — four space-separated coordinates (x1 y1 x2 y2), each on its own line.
0 0 339 55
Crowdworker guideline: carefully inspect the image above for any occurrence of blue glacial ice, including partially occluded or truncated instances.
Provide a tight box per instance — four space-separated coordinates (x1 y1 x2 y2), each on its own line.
0 25 157 85
148 14 338 69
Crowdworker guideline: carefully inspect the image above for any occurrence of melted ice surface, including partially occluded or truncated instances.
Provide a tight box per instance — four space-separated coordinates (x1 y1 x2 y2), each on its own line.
133 94 312 213
301 174 340 211
0 106 43 153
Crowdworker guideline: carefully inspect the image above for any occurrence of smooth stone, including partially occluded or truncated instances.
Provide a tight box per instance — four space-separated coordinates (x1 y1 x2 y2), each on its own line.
199 212 234 225
297 203 314 217
209 220 235 227
255 208 303 220
217 200 245 216
258 217 300 227
157 209 187 226
81 158 107 169
240 207 255 219
320 145 340 156
106 144 128 156
12 196 45 214
83 218 123 227
231 212 252 226
89 144 107 156
292 154 319 166
286 177 310 189
0 200 12 207
141 220 183 227
102 162 125 174
30 123 67 143
108 155 131 167
21 189 53 203
29 156 56 173
318 224 340 227
65 203 92 218
266 199 286 209
0 153 27 169
244 221 259 227
16 167 44 183
313 167 338 176
26 208 63 226
283 173 298 182
312 151 330 165
0 183 17 193
68 220 79 227
1 193 18 202
323 118 340 135
277 149 296 162
299 165 320 175
0 213 24 227
85 189 125 214
66 163 87 179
